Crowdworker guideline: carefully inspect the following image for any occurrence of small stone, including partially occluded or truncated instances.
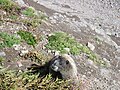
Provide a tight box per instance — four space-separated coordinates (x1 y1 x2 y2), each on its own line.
47 33 55 37
64 48 70 52
115 56 120 61
88 60 98 68
47 50 51 53
54 51 60 56
13 44 21 50
0 10 6 15
13 44 26 50
17 61 23 67
0 52 6 56
87 42 95 51
50 19 57 23
42 46 46 49
20 50 28 56
116 47 120 53
15 0 27 7
103 58 111 67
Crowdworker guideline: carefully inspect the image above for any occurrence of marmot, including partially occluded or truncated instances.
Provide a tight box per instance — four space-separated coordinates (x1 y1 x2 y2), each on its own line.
49 54 78 84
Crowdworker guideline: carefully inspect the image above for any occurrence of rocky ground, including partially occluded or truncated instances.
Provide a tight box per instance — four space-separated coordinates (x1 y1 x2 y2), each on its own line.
0 0 120 90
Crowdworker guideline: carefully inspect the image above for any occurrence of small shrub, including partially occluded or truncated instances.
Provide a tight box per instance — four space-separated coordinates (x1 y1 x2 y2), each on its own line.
22 7 35 17
0 57 5 65
22 18 42 28
21 7 47 28
17 30 37 46
0 69 71 90
9 15 18 20
24 51 51 65
22 12 47 28
0 0 20 13
46 32 82 55
0 32 21 48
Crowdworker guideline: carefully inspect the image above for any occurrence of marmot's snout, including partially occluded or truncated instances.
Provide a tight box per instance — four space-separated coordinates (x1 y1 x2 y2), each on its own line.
50 61 59 72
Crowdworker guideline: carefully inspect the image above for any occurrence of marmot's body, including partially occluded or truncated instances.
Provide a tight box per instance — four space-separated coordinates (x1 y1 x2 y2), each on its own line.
49 54 78 83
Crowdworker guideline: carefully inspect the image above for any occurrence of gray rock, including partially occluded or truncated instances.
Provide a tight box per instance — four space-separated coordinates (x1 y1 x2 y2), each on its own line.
0 10 6 15
17 61 23 67
115 56 120 60
14 0 27 7
13 44 22 51
0 52 6 57
20 50 28 56
87 42 95 51
116 46 120 53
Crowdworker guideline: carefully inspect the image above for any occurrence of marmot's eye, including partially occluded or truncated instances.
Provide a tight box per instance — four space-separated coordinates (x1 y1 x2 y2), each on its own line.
66 61 69 64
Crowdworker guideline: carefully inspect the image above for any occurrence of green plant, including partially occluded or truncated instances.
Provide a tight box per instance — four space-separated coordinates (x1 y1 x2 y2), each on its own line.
22 13 47 28
95 37 101 44
22 18 42 28
0 32 21 48
17 30 37 46
0 57 5 66
0 0 20 13
24 51 51 65
46 32 82 55
22 7 35 17
0 69 72 90
46 32 106 66
9 15 18 20
21 7 47 28
0 57 4 63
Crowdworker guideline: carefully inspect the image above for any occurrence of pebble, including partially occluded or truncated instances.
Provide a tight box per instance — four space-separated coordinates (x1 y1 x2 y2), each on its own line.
0 10 6 15
87 42 95 51
103 58 111 67
64 48 70 52
13 44 22 50
17 61 23 67
51 19 57 23
116 47 120 53
15 0 27 7
20 50 28 56
0 52 6 57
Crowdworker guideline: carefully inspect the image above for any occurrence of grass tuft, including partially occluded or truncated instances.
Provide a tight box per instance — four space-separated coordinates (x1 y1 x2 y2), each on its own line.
0 32 21 48
22 7 36 17
46 32 82 55
0 69 71 90
17 30 37 47
0 0 20 14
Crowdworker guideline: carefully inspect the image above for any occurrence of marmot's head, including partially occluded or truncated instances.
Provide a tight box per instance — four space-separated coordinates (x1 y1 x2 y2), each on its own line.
49 54 78 80
50 55 72 73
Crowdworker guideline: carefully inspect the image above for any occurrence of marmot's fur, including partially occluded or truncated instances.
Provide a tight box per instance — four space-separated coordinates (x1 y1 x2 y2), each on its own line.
49 54 78 83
